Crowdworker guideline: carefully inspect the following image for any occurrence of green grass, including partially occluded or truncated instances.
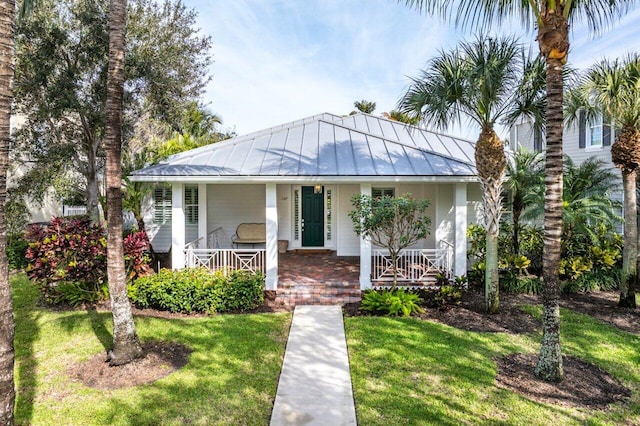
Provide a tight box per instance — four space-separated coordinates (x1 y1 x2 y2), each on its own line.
346 306 640 425
11 274 291 426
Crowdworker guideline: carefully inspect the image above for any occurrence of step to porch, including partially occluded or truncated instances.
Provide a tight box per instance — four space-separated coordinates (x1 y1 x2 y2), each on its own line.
274 283 361 307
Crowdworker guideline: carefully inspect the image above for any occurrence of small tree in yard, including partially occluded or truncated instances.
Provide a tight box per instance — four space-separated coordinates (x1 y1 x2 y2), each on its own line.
349 193 431 289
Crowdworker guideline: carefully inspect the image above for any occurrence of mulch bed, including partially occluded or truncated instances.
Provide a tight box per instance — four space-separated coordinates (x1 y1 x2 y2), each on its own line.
495 354 631 410
69 341 191 390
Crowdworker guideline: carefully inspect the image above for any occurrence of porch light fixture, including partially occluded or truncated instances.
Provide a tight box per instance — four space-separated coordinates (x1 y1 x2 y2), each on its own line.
314 184 322 194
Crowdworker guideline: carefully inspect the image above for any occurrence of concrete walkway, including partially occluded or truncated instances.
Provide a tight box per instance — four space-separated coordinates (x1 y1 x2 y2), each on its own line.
270 305 357 426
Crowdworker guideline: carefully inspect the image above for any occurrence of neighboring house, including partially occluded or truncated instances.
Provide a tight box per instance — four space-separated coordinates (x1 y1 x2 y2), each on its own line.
509 113 621 186
131 112 484 290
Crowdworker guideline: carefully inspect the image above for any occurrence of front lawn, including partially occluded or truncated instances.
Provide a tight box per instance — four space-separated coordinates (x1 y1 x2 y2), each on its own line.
11 274 291 426
346 307 640 425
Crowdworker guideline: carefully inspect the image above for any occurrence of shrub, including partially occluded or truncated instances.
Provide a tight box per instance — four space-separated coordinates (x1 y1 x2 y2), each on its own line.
360 289 424 317
129 268 265 314
562 269 620 293
7 235 29 270
25 216 152 305
501 274 542 295
218 270 265 312
129 268 223 313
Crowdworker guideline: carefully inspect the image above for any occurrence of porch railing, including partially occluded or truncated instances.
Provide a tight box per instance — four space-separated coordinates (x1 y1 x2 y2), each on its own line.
185 248 266 275
371 248 452 286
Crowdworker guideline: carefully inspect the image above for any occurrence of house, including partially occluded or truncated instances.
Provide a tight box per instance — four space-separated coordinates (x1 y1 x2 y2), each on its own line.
131 112 483 290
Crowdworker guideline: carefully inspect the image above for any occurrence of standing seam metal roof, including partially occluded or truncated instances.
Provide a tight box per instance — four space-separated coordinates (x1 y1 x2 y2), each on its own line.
131 112 477 179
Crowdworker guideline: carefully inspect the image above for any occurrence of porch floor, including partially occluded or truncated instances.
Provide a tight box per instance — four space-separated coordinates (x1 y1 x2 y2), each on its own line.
276 251 361 306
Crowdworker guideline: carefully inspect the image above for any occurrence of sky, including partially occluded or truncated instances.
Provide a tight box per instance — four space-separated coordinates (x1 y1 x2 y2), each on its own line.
184 0 640 140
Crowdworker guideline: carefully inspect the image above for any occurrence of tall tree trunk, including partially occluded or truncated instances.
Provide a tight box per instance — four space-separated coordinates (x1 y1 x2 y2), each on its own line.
0 0 15 422
105 0 143 366
535 11 567 381
620 169 637 308
512 199 522 255
86 144 101 224
475 127 505 314
482 177 502 314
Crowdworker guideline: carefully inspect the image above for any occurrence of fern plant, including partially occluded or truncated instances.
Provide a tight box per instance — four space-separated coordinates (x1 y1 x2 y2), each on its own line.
360 289 424 317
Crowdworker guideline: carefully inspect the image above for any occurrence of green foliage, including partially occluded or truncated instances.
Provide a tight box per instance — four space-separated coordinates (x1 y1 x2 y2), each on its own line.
7 235 29 270
562 269 620 293
501 274 543 295
217 270 265 312
360 289 424 317
129 268 265 314
13 0 212 209
129 268 223 313
24 217 152 305
350 193 431 288
433 285 463 310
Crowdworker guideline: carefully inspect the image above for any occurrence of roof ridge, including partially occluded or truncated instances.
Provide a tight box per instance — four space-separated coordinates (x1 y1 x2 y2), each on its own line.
317 119 475 168
162 112 342 163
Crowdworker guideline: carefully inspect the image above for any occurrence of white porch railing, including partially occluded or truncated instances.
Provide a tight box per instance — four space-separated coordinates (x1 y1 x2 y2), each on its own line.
371 248 452 286
185 248 266 275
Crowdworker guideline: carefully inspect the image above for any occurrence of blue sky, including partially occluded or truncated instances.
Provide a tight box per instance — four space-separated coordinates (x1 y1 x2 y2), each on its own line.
185 1 640 139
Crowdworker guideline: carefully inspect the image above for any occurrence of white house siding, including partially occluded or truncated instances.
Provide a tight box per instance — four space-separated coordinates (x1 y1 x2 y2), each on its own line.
143 194 172 253
337 184 360 256
206 184 266 249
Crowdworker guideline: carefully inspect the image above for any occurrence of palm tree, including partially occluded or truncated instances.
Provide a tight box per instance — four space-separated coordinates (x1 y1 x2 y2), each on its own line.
351 99 376 114
399 35 540 314
505 147 544 255
403 0 636 383
565 54 640 308
104 0 144 366
525 156 622 242
0 0 16 419
382 110 421 125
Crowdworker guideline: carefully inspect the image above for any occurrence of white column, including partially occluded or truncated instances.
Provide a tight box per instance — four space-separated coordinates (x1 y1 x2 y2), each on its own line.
198 183 207 244
359 183 372 290
171 183 185 270
454 183 467 277
265 183 278 290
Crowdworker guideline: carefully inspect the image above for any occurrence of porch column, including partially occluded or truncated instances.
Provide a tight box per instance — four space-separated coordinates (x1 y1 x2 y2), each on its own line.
265 183 278 290
359 183 372 290
171 183 185 270
454 183 467 277
198 183 207 243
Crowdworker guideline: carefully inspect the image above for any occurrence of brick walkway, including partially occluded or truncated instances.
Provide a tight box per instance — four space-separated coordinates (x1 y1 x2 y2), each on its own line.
276 252 361 306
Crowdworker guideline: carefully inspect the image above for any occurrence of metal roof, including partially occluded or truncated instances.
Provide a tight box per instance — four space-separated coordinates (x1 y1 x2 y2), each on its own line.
131 113 477 182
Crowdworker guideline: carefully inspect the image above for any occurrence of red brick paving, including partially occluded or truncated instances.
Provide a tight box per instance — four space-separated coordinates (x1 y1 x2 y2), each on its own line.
276 251 361 307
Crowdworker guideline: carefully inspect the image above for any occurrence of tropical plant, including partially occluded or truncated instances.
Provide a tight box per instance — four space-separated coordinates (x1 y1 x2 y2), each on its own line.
524 156 622 243
104 0 144 366
349 193 431 289
360 289 424 316
505 147 544 255
403 0 637 384
398 35 544 314
565 53 640 308
381 110 420 125
351 99 376 114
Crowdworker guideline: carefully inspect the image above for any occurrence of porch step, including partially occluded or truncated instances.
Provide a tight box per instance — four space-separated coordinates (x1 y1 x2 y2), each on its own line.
275 287 361 307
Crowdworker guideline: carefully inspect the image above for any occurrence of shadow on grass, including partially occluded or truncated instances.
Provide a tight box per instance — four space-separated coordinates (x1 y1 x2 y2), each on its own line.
12 277 41 426
345 316 588 425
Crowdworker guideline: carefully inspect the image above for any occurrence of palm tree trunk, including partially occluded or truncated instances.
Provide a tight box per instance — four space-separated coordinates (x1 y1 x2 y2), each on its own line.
482 176 502 314
0 0 15 422
535 30 565 381
620 169 637 308
86 138 101 224
105 0 143 366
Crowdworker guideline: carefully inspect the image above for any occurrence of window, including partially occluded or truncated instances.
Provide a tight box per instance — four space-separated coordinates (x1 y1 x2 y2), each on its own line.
579 111 612 149
588 116 603 147
294 189 300 241
533 128 544 152
372 187 395 198
153 186 172 224
184 185 198 225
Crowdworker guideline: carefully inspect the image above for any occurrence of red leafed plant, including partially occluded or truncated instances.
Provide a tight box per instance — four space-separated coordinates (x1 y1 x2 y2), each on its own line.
25 216 152 305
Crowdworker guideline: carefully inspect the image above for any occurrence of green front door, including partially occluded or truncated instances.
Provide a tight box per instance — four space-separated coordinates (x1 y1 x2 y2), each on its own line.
302 186 324 247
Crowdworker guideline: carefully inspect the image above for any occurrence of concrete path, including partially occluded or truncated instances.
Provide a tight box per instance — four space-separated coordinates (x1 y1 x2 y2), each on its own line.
270 305 357 426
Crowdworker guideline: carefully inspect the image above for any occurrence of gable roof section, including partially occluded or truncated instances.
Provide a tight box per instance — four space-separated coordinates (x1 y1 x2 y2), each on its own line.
132 113 477 181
